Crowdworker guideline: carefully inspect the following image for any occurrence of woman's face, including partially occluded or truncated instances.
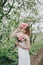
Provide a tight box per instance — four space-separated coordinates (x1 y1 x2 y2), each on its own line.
21 28 26 33
19 26 26 33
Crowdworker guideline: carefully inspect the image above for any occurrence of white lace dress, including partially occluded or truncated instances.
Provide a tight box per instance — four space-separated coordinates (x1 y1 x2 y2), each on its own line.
18 41 31 65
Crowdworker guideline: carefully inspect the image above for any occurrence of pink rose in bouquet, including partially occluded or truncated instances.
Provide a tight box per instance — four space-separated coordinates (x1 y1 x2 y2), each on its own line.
17 33 24 41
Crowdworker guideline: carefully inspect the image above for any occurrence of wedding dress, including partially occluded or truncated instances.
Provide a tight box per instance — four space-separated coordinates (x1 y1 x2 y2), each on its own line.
18 41 31 65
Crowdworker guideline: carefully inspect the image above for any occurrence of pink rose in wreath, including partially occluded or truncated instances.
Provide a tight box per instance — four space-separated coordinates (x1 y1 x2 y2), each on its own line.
19 23 28 29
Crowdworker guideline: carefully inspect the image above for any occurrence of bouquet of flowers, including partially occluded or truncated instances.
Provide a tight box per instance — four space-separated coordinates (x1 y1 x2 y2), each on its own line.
17 32 24 42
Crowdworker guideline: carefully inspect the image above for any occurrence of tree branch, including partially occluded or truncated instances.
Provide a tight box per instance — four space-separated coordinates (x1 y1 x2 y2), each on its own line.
1 0 7 7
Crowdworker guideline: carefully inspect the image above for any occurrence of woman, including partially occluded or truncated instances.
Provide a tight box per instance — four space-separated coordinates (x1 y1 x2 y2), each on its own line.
11 23 31 65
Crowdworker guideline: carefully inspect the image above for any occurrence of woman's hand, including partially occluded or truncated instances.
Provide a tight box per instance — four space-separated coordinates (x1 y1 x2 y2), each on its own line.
17 27 21 32
16 42 19 46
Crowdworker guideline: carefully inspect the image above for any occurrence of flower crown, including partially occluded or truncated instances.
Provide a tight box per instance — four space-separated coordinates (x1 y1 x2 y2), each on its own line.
19 23 28 29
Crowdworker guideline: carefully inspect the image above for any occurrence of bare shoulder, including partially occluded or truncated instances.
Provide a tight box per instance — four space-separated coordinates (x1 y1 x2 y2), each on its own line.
24 34 30 38
24 34 30 40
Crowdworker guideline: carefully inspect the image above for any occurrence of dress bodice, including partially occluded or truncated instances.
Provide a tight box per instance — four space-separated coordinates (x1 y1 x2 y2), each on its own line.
19 41 27 48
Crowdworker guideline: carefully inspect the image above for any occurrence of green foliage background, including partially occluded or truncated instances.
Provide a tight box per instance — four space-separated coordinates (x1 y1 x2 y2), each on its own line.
0 0 43 65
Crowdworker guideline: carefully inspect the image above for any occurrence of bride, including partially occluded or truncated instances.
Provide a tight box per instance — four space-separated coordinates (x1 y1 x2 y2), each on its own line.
11 23 31 65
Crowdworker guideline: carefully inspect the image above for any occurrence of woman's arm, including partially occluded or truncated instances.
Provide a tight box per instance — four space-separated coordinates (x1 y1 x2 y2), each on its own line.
10 29 18 37
25 35 31 50
10 27 20 38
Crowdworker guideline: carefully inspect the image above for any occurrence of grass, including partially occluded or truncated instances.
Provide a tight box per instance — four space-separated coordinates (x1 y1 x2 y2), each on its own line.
30 42 43 55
